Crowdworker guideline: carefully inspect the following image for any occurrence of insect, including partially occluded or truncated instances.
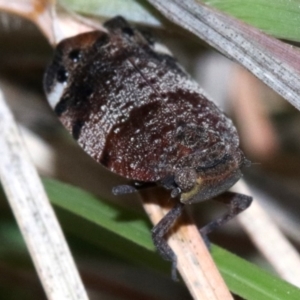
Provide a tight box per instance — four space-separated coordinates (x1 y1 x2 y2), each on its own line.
44 16 252 279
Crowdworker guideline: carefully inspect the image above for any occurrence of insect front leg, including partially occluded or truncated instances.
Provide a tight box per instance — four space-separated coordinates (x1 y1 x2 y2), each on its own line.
112 182 156 195
200 191 252 238
112 185 138 195
151 202 185 281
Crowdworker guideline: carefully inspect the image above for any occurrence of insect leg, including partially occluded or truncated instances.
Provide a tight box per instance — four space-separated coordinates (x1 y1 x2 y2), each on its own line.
200 192 252 237
112 182 156 195
151 202 185 281
112 185 138 195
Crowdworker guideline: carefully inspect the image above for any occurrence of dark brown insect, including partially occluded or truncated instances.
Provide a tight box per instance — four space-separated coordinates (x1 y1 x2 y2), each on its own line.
44 16 252 279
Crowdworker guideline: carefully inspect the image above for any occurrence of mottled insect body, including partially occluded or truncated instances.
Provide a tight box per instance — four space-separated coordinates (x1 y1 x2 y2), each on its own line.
44 16 252 278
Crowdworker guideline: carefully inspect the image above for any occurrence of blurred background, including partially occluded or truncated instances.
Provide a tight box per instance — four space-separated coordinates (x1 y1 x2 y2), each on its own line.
1 2 300 299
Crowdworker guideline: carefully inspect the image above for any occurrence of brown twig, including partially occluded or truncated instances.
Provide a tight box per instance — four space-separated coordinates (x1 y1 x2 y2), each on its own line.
142 190 233 300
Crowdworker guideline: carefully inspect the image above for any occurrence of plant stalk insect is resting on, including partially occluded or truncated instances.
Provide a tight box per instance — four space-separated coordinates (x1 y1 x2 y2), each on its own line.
44 16 252 279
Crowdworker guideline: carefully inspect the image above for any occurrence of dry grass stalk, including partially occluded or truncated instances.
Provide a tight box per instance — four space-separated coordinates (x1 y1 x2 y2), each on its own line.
234 180 300 287
142 190 233 300
0 89 89 299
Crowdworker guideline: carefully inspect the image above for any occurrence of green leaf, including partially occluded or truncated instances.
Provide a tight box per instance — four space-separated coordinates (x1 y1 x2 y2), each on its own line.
59 0 300 42
213 246 300 300
204 0 300 42
45 177 154 250
44 178 169 272
44 178 300 300
59 0 163 26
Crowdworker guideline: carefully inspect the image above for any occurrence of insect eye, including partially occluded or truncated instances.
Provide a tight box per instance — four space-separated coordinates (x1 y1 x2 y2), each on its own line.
56 67 68 83
68 49 81 62
122 27 134 37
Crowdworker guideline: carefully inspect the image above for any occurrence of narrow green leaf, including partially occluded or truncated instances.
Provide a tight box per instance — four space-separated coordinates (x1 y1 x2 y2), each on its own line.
204 0 300 42
44 178 169 271
60 0 300 42
54 205 170 272
44 178 154 251
59 0 163 26
43 178 300 300
212 246 300 300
